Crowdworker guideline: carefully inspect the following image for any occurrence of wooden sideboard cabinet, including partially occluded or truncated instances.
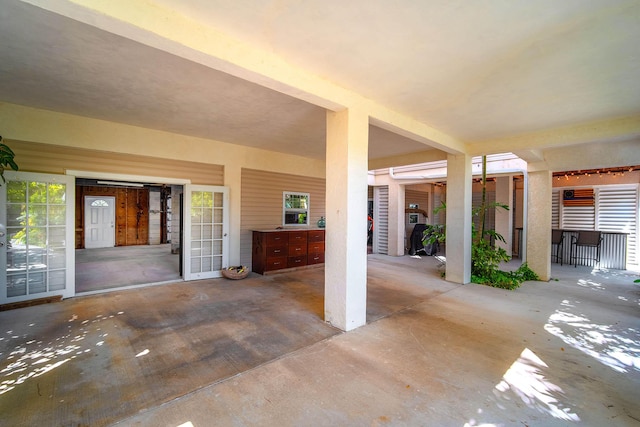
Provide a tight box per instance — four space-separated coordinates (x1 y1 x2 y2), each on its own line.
252 229 325 274
307 230 325 265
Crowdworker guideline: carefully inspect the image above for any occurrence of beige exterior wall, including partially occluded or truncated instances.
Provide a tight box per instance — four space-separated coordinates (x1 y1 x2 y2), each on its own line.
240 168 326 268
2 102 329 271
405 186 431 217
7 140 225 185
1 102 326 179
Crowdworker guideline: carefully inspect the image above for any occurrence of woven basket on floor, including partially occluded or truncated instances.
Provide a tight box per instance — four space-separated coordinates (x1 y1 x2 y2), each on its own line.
222 266 249 280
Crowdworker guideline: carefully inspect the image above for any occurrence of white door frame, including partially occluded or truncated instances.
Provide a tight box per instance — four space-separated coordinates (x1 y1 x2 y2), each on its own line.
183 184 230 281
67 174 230 283
1 170 229 303
68 170 191 276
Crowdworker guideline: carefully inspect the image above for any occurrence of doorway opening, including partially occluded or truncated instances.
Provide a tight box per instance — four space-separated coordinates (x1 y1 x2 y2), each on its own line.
74 178 183 294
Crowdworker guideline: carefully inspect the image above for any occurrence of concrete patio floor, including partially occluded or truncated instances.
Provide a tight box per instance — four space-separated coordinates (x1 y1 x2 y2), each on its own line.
1 255 639 426
76 244 180 293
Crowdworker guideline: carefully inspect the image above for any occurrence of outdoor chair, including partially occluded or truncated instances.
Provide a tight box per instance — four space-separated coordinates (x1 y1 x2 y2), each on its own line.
570 231 603 268
551 229 564 265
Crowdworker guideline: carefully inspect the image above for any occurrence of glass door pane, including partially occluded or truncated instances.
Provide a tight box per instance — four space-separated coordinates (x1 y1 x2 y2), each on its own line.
183 185 228 281
1 172 75 304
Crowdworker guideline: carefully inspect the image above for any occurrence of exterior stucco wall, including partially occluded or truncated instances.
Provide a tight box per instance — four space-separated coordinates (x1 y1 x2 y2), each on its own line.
0 102 326 179
1 102 327 269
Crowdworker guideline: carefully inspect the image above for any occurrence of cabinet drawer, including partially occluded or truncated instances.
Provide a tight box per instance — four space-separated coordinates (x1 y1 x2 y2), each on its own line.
308 230 325 242
266 232 287 246
266 245 287 257
287 255 307 268
307 252 325 265
288 243 307 257
308 242 324 254
265 256 288 271
288 231 308 244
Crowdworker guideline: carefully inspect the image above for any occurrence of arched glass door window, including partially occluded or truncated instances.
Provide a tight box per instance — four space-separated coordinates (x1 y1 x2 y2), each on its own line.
91 199 109 207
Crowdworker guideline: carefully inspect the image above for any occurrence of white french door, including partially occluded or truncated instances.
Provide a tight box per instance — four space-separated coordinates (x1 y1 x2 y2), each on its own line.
183 185 229 281
0 172 75 304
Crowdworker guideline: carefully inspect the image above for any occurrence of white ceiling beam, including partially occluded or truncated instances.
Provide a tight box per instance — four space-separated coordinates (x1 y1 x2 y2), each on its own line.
368 150 448 171
536 139 640 173
465 116 640 156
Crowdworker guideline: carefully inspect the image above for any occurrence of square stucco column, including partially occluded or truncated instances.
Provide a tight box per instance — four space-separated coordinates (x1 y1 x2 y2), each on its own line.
445 154 472 284
387 180 405 256
495 176 513 256
325 108 369 332
526 170 552 281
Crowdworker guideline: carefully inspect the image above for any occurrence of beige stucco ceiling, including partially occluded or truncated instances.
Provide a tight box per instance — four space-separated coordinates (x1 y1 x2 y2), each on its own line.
1 0 639 164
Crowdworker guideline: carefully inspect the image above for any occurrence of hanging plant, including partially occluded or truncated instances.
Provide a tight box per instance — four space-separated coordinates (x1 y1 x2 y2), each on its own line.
0 135 19 185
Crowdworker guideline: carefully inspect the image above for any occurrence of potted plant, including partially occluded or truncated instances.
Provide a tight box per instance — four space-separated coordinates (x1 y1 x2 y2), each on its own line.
0 135 19 185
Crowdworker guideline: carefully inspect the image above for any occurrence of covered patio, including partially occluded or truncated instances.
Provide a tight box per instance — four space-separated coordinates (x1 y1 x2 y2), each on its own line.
1 256 638 426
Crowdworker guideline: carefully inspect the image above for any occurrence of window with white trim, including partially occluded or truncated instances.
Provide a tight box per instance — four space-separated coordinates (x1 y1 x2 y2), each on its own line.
283 192 309 226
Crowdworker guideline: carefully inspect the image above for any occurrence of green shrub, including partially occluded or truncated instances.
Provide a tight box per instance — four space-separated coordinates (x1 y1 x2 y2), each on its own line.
472 262 540 290
472 271 520 290
422 224 445 247
471 238 510 280
513 263 539 282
